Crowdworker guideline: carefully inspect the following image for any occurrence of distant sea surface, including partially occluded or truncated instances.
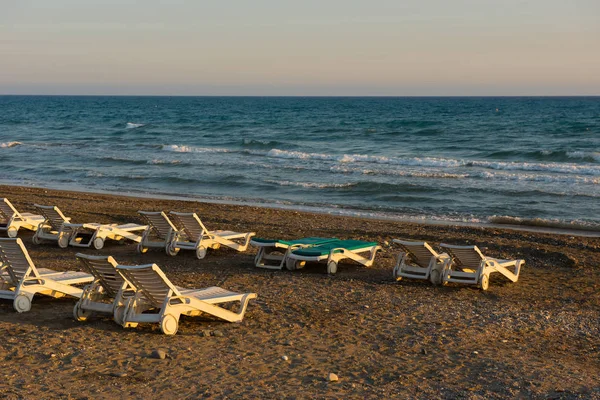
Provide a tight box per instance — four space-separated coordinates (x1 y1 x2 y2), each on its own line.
1 96 599 231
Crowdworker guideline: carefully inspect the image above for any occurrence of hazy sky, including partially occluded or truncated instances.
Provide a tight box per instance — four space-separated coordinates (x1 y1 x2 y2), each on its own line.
1 0 599 95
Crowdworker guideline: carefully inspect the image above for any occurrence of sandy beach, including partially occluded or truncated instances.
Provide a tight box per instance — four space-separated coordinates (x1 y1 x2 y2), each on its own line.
0 184 599 399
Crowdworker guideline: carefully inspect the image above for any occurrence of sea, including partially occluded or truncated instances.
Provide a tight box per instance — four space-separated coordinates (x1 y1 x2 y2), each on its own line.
1 96 599 233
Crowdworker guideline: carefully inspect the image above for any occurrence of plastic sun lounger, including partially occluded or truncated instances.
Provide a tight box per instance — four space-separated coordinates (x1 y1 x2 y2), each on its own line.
136 211 179 255
62 222 148 250
116 263 257 335
439 243 525 291
392 239 451 285
250 237 339 270
0 238 93 312
73 253 146 323
286 239 381 275
32 204 73 247
168 212 255 259
0 198 45 238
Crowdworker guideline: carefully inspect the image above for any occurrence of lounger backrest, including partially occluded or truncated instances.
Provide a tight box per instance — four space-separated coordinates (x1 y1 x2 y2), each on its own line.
116 264 182 308
34 204 70 231
169 212 208 241
0 238 38 283
395 240 439 268
0 198 20 223
138 211 177 239
440 244 485 269
76 253 128 298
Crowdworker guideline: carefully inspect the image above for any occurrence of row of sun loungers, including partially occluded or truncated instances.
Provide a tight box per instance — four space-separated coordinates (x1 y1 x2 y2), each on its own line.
1 198 524 290
0 238 256 335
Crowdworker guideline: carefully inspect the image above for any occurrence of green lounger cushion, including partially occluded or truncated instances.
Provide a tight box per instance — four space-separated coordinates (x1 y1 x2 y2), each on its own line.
251 237 337 246
291 240 379 257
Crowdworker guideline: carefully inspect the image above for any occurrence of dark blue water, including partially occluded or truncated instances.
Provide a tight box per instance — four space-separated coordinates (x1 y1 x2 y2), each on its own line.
1 96 599 229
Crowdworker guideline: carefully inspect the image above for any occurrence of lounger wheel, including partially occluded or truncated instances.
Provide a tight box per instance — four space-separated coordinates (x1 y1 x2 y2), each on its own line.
285 258 305 271
13 294 32 313
160 314 179 335
137 243 148 254
32 233 42 245
58 233 69 248
166 243 180 256
113 305 136 327
93 237 105 250
429 269 442 285
479 274 490 291
73 303 92 322
196 246 207 259
327 261 338 275
7 226 18 238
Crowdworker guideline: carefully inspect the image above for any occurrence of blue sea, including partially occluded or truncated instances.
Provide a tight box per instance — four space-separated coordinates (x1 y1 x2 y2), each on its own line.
0 96 599 231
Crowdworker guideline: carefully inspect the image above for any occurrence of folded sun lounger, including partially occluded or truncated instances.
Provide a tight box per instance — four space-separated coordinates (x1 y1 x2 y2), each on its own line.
73 253 142 323
0 238 93 312
0 198 45 238
250 237 339 270
440 243 525 290
286 239 381 274
168 212 255 259
392 239 451 285
32 204 73 247
62 222 147 249
137 211 179 254
116 263 257 335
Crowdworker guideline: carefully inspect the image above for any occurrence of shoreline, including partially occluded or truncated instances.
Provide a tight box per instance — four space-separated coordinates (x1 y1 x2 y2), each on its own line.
2 182 598 238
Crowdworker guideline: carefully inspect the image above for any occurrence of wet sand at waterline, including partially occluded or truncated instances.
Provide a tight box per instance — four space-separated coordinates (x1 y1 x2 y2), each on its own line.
1 185 599 399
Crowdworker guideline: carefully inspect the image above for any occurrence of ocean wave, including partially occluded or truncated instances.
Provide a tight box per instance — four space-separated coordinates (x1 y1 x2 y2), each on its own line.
148 159 184 165
126 122 145 129
0 141 23 148
241 138 282 148
488 215 600 232
267 149 600 176
264 179 356 189
162 144 232 153
566 151 600 163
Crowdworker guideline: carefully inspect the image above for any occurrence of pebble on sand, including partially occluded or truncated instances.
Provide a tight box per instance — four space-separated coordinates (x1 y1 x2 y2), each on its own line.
282 355 289 361
150 349 167 360
212 330 224 337
328 373 339 382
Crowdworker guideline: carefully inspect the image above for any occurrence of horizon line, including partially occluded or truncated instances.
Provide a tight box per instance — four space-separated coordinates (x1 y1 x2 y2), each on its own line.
1 94 599 98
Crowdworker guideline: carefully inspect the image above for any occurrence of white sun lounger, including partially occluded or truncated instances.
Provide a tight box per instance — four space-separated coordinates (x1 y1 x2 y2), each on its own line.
62 222 147 249
137 211 179 255
440 243 525 290
250 237 339 270
0 238 93 312
116 263 257 335
392 239 451 285
286 239 381 274
32 204 73 247
0 198 45 238
73 253 145 323
168 212 255 259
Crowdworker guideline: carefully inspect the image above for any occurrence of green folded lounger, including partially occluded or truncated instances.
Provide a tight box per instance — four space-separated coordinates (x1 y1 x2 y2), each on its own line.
286 239 381 275
250 237 338 270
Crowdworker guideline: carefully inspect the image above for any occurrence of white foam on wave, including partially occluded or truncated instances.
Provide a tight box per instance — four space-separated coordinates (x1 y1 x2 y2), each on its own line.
148 159 182 165
126 122 145 129
264 179 356 189
0 141 23 148
266 149 463 168
162 144 231 153
566 151 600 162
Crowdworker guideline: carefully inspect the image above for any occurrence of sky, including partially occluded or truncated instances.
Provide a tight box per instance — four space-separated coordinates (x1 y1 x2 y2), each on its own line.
1 0 599 96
